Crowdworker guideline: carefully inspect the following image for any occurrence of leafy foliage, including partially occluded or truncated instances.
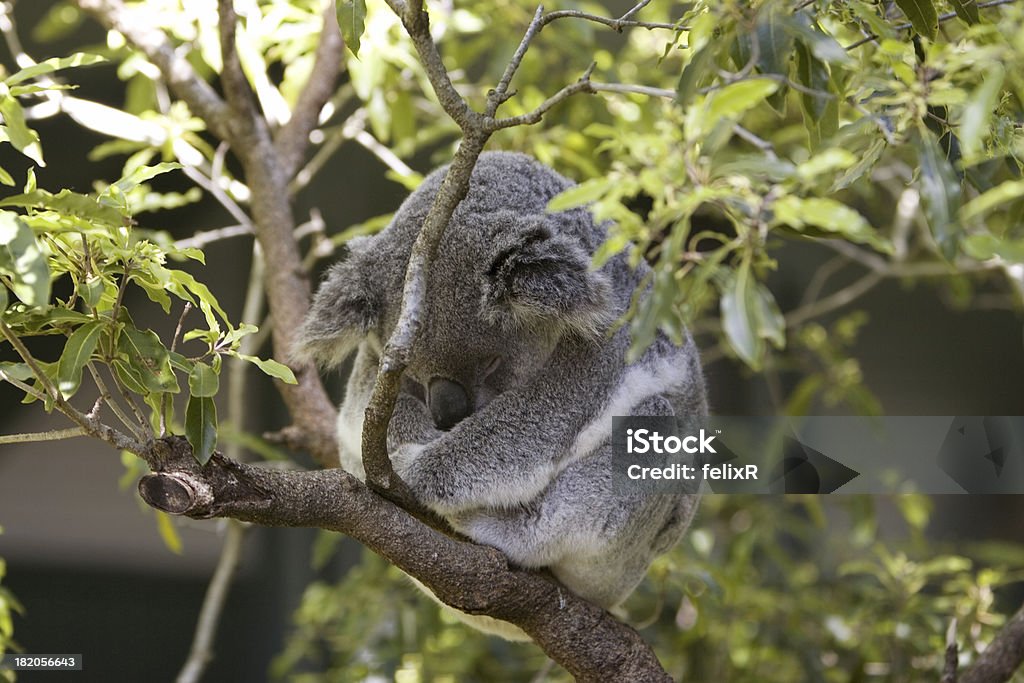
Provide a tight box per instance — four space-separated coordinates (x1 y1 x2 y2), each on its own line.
0 57 296 464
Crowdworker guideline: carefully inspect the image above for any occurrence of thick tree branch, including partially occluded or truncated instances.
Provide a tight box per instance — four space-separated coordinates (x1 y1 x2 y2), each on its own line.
72 0 232 141
211 0 339 465
275 3 344 180
139 437 672 683
960 602 1024 683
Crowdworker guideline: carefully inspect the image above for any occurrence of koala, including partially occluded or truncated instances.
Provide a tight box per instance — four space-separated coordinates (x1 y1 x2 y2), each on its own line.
298 152 706 640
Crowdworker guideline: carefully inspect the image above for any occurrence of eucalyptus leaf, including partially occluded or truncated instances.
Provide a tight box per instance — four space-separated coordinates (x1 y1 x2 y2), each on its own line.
56 321 104 398
185 395 218 465
894 0 938 39
336 0 368 58
188 361 219 398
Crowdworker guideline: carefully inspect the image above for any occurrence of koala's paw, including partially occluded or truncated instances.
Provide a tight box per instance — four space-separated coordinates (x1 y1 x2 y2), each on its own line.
390 444 464 512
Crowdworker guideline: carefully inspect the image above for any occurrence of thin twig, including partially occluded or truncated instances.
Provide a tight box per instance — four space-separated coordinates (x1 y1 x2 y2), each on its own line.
174 225 253 250
0 428 88 444
541 9 685 32
488 63 597 130
276 1 344 180
87 362 145 441
845 0 1020 50
73 0 232 141
175 520 247 683
785 271 884 327
486 5 546 118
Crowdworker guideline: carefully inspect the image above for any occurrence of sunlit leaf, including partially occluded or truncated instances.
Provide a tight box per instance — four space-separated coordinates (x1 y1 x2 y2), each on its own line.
336 0 368 58
237 354 297 384
960 65 1005 164
0 211 51 307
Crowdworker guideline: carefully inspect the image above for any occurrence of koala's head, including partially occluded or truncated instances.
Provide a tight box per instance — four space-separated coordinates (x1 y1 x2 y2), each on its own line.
297 152 614 429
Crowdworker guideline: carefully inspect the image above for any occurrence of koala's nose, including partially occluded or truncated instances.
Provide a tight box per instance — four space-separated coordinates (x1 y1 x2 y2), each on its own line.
427 377 472 430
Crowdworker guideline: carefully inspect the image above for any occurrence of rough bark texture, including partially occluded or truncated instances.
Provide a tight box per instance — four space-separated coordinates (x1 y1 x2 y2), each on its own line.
140 437 672 683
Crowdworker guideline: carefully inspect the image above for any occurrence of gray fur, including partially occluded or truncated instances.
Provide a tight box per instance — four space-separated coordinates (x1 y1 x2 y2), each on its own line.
298 152 706 640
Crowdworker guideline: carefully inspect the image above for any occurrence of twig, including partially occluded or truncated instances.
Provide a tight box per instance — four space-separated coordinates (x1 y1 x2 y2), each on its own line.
180 165 253 231
541 9 685 32
785 271 884 327
845 0 1020 50
0 321 143 453
486 5 546 117
174 225 253 250
734 124 778 160
72 0 232 141
590 82 676 99
488 63 597 130
276 1 344 180
0 428 87 444
175 520 247 683
87 362 145 441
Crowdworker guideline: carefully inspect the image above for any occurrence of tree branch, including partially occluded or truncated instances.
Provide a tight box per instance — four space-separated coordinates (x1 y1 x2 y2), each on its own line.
138 436 672 683
960 601 1024 683
72 0 232 142
275 2 344 180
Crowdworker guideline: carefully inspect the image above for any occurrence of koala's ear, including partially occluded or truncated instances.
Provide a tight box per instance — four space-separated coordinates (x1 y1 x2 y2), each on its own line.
294 246 382 368
482 219 612 339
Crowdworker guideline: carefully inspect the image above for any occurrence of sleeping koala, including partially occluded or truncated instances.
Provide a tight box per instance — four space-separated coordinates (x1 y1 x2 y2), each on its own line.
298 152 706 640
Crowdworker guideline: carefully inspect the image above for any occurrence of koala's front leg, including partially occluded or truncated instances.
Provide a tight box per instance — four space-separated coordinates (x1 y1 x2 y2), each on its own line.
397 341 620 515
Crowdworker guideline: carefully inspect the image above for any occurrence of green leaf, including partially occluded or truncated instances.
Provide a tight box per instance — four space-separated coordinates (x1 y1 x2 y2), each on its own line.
949 0 980 24
81 274 106 309
753 283 785 349
0 166 14 186
750 3 793 112
154 511 183 554
56 321 104 397
237 354 297 384
0 210 51 307
962 234 1024 262
336 0 367 57
697 78 779 138
794 39 838 147
894 0 938 39
112 162 182 195
915 128 962 260
188 361 219 398
677 43 718 108
2 53 104 87
112 359 148 394
0 93 44 165
783 13 853 66
960 65 1005 164
771 196 892 253
960 179 1024 223
546 178 613 212
0 362 33 382
117 327 179 394
185 395 217 465
720 262 761 369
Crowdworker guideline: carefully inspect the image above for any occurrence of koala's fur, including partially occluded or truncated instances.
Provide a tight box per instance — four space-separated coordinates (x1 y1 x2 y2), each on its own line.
299 152 706 640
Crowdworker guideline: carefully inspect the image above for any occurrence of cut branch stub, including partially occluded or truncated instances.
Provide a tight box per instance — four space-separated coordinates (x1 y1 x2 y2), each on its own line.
139 472 210 515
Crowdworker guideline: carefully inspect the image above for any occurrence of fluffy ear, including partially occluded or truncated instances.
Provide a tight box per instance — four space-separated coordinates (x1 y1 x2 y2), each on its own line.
294 246 382 368
482 217 612 339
